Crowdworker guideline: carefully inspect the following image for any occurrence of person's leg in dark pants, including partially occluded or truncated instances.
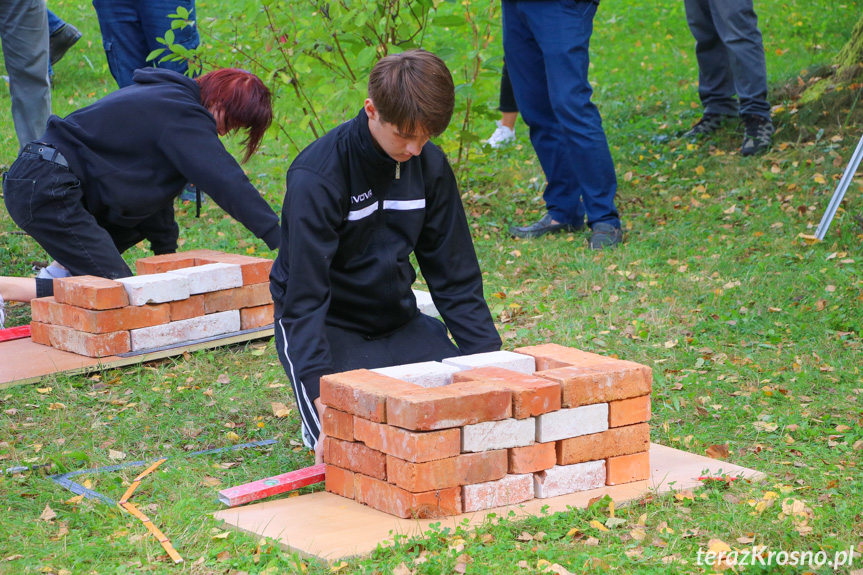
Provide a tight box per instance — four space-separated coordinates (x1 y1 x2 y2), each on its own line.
3 155 134 279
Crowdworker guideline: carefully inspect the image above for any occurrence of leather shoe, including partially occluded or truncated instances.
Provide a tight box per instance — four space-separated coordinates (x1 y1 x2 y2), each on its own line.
510 213 583 239
588 222 623 250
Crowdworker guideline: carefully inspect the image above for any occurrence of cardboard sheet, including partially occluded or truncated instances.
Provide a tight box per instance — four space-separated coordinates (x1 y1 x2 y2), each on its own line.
214 443 764 560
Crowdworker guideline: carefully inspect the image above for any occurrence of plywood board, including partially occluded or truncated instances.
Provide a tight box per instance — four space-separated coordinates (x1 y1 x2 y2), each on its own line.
0 328 274 388
214 443 764 561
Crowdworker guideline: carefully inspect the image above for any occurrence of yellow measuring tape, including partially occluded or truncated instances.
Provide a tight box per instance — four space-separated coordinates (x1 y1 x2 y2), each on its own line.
117 459 182 564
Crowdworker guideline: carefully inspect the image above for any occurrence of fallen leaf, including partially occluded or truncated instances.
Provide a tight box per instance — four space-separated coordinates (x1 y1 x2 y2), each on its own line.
39 504 57 522
271 402 292 418
630 528 647 540
211 531 230 540
36 387 52 394
706 444 730 459
108 449 126 461
48 403 66 410
4 555 24 561
589 520 609 532
216 550 230 562
216 374 230 384
201 476 221 487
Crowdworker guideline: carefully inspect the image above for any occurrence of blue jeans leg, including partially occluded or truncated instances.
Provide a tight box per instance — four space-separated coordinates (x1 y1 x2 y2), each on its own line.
92 0 199 88
503 0 619 229
47 9 64 35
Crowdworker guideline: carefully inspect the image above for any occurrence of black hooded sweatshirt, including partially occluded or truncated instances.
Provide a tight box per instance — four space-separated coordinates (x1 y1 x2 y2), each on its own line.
40 68 280 253
270 108 502 400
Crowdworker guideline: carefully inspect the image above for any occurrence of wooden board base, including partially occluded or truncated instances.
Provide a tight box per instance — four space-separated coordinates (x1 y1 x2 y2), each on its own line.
0 329 274 388
213 444 764 561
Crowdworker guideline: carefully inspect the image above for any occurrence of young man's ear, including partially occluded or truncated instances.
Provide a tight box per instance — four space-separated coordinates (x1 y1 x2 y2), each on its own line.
364 98 378 121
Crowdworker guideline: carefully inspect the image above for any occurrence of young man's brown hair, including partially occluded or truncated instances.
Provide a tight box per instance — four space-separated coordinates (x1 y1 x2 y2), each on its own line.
368 49 455 138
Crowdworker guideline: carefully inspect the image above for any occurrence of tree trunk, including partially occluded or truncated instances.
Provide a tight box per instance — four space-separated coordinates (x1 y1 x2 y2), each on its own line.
834 12 863 80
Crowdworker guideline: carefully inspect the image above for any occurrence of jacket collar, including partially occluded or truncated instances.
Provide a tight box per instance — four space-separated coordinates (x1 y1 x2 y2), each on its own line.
352 108 398 186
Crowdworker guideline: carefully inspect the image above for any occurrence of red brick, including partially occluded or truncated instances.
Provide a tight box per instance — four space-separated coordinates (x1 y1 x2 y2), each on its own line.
557 423 650 465
203 283 273 314
168 294 207 321
135 250 223 274
323 437 386 481
136 253 203 274
320 370 418 423
196 254 273 285
31 297 169 333
29 321 50 346
608 395 651 427
385 381 512 431
353 418 460 463
53 276 128 310
508 442 556 474
386 450 507 492
452 366 561 418
240 304 274 330
353 474 461 518
29 322 130 357
514 343 610 371
537 360 652 407
325 465 355 499
606 451 650 485
322 407 354 442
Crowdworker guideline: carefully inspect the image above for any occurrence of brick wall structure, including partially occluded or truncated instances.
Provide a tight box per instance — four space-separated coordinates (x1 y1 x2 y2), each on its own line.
30 250 275 357
322 344 652 518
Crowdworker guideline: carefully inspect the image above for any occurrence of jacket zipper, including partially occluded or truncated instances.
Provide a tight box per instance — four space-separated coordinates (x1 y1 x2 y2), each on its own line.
395 162 400 179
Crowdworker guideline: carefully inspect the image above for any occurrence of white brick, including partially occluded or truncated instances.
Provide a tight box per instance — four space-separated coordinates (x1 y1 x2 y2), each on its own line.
130 310 240 350
462 474 534 512
535 404 608 443
461 418 535 452
413 289 439 317
443 350 535 374
372 361 460 388
534 460 606 498
166 262 243 294
117 273 190 306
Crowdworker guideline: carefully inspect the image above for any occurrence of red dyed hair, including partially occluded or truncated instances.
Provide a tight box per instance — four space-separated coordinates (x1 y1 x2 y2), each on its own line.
196 68 273 163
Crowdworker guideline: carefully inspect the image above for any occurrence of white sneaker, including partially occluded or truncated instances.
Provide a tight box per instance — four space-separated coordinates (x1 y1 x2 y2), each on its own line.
0 293 6 330
485 121 516 148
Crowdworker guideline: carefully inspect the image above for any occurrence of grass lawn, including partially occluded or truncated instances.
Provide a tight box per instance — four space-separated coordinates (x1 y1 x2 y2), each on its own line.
1 0 862 573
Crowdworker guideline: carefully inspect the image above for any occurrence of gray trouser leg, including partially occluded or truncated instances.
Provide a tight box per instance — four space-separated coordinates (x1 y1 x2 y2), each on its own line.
0 0 51 148
684 0 770 119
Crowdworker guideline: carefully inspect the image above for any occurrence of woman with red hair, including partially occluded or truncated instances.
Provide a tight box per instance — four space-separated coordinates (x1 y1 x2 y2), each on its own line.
0 68 279 323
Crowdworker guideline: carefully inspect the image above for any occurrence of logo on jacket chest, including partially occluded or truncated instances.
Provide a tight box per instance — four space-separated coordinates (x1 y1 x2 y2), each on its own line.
351 190 374 204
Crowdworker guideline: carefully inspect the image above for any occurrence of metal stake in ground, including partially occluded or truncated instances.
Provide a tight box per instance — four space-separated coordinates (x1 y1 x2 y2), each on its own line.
815 132 863 240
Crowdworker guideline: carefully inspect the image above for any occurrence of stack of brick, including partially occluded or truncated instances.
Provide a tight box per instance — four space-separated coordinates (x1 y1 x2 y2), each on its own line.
321 343 652 518
30 250 274 357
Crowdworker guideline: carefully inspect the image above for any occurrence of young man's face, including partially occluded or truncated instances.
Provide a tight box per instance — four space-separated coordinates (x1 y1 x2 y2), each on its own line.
364 99 430 163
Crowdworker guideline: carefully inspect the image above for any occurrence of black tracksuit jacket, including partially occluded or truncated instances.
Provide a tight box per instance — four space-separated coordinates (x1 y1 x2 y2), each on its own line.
270 108 501 399
40 68 281 253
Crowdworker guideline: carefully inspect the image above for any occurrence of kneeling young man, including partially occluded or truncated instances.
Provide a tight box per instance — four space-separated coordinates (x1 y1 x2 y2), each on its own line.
270 50 502 459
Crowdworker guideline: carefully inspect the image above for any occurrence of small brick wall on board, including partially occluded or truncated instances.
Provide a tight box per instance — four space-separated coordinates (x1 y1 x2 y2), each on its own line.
30 250 274 357
321 344 652 518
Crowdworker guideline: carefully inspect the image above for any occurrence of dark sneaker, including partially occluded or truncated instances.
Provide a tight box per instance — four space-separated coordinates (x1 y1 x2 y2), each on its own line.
510 213 583 239
741 114 774 156
49 24 82 66
588 222 623 250
683 113 725 138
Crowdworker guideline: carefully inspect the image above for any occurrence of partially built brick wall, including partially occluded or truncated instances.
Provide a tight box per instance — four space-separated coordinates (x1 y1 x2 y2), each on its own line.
30 250 274 357
321 344 652 518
